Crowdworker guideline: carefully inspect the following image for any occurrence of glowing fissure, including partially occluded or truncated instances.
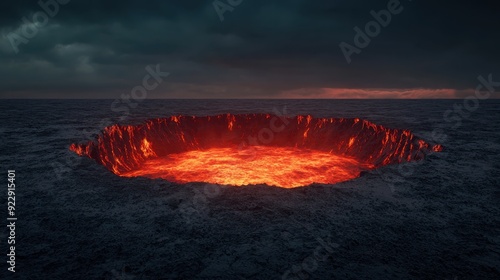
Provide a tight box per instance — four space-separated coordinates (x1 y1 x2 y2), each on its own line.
70 114 442 188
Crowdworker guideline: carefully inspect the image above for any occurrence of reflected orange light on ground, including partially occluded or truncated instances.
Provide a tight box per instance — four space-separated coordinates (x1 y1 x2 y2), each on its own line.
121 146 374 188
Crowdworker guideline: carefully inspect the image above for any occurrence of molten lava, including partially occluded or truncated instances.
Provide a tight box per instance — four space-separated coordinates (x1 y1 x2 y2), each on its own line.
121 146 374 188
70 114 442 188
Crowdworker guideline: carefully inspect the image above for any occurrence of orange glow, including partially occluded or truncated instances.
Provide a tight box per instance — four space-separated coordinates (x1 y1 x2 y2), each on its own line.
279 88 461 99
121 146 373 188
140 138 156 158
69 114 442 188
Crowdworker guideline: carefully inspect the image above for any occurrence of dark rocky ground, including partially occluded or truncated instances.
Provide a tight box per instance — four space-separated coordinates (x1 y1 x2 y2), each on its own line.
1 100 499 279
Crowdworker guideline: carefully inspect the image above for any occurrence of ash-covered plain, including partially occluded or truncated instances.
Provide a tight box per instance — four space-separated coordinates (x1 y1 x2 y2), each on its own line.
0 100 499 279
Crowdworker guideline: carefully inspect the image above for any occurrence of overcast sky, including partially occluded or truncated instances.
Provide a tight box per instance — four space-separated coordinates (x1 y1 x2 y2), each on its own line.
0 0 499 98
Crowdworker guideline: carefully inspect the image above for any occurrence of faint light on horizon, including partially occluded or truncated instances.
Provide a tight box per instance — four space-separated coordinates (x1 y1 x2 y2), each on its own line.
279 88 469 99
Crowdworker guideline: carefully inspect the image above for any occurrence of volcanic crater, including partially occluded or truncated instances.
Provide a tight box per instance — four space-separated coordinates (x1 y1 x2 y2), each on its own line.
70 114 442 188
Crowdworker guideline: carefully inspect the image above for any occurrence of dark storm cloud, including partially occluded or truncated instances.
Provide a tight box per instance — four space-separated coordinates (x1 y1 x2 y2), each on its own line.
0 0 499 98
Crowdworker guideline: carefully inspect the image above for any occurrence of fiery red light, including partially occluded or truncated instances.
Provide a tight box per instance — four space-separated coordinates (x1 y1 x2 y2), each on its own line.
121 147 374 188
70 114 442 188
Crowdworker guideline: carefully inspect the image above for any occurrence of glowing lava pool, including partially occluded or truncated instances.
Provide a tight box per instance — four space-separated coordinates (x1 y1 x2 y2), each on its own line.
121 146 374 188
70 114 442 188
